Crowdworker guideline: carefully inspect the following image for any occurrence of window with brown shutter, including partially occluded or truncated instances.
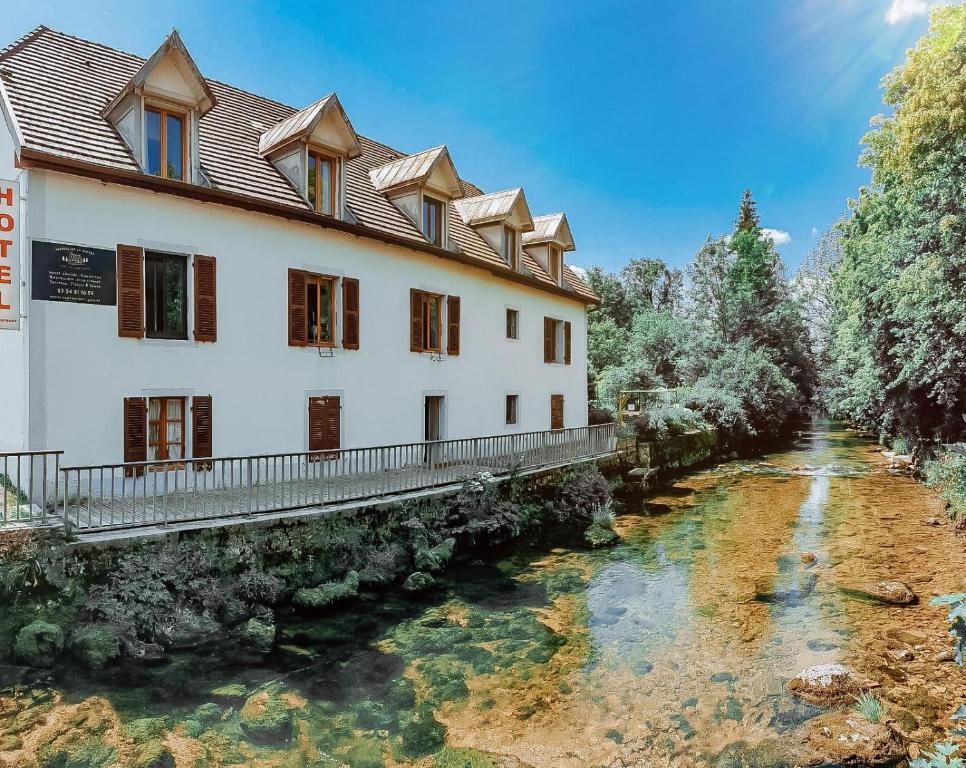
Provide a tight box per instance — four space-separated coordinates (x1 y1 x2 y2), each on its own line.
550 394 564 430
308 396 341 456
288 269 307 346
506 394 518 425
117 245 144 339
446 295 460 356
192 395 213 467
123 397 147 475
564 321 572 365
342 277 360 350
544 317 556 363
193 255 217 342
410 289 443 353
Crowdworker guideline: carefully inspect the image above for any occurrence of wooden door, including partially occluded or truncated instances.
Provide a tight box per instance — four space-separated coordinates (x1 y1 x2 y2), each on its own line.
308 396 341 454
550 394 564 430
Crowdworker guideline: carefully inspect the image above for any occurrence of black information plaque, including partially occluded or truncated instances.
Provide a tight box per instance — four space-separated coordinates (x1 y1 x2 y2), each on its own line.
31 241 117 305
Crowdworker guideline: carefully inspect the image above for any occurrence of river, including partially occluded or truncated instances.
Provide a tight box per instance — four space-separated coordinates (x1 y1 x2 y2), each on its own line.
2 422 964 767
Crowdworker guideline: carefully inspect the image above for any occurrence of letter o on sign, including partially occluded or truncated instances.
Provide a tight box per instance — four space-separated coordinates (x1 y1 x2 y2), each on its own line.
0 214 13 232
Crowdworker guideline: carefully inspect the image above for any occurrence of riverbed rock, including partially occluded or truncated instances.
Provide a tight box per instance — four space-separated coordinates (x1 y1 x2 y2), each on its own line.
14 621 64 668
121 638 164 661
871 581 917 605
801 552 817 565
787 664 879 706
402 571 435 593
935 649 956 663
754 572 819 605
239 686 295 745
801 711 905 766
237 618 275 655
162 609 224 649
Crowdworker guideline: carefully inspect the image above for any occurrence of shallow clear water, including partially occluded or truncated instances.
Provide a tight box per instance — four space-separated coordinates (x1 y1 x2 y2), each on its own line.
3 422 965 767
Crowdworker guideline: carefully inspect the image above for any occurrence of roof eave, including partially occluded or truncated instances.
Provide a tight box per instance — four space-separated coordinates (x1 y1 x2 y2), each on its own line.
17 146 599 305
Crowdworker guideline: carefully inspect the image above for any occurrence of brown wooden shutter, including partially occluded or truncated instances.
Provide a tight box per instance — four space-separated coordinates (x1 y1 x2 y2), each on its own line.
446 295 460 356
288 269 307 346
192 395 213 462
410 289 424 352
544 317 555 363
123 397 147 475
308 396 341 453
550 394 564 430
342 277 360 350
193 255 217 342
117 245 144 339
564 321 572 365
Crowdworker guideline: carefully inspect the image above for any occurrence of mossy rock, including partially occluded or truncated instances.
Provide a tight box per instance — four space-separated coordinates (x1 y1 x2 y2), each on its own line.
340 736 386 768
0 734 22 751
584 521 619 548
15 621 64 668
293 571 360 609
37 738 116 768
415 537 456 573
69 625 120 671
131 739 174 768
191 703 222 727
124 717 167 744
402 572 435 593
433 747 500 767
239 618 275 654
400 704 446 758
210 683 247 702
239 686 295 745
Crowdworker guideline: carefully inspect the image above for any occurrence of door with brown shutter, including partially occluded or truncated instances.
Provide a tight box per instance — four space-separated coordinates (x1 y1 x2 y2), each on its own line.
550 394 564 430
563 321 572 365
192 395 213 469
117 245 144 338
308 396 341 457
193 255 217 342
342 277 359 350
123 397 147 476
446 296 460 356
288 269 307 346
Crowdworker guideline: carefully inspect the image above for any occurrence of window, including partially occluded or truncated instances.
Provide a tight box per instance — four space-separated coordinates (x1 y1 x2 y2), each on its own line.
410 289 443 352
145 252 188 339
422 196 444 246
506 308 519 339
308 151 336 215
305 273 337 347
543 317 572 364
148 396 185 461
548 245 563 285
550 394 564 430
502 225 517 268
505 394 518 425
145 106 186 181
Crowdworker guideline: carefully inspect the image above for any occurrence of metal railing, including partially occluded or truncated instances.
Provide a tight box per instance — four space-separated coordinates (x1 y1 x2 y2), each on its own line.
1 450 62 527
56 424 616 533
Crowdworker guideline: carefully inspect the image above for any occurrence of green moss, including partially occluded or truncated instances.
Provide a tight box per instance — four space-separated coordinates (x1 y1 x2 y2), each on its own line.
433 746 500 768
402 572 435 593
239 618 274 654
238 685 295 745
37 738 116 768
340 736 387 768
69 625 120 670
292 570 360 609
414 537 456 573
400 704 446 758
353 699 394 731
131 739 174 768
210 683 247 700
192 703 222 727
124 718 167 744
15 620 64 667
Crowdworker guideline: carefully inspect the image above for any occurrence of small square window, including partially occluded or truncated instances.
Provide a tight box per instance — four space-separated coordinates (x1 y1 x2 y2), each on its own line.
506 308 519 339
505 394 518 425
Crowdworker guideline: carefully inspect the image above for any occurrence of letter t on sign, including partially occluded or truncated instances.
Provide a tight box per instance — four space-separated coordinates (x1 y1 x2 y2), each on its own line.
0 180 20 329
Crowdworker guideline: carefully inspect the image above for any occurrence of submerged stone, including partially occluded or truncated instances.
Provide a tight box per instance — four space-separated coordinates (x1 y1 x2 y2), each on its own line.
787 664 878 706
402 571 436 593
400 704 446 758
239 686 296 745
753 572 818 605
238 617 275 654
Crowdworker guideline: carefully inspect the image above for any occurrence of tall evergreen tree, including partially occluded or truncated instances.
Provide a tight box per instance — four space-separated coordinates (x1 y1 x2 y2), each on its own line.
734 188 760 232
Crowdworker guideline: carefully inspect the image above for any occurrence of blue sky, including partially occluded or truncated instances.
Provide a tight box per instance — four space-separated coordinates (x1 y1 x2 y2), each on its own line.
4 0 939 272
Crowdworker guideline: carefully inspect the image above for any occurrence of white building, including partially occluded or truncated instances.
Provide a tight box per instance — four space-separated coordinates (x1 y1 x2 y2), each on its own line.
0 27 598 470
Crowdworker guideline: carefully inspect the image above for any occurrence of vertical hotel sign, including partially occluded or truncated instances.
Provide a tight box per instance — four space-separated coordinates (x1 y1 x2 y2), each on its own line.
0 179 20 330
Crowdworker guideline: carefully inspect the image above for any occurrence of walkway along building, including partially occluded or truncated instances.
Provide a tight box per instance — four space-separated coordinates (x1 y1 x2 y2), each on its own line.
0 28 610 531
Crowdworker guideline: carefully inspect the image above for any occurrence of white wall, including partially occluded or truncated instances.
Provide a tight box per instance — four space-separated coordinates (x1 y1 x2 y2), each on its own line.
26 172 589 466
0 109 27 452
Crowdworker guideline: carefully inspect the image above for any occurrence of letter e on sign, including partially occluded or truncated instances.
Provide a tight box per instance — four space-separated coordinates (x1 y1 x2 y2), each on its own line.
0 180 20 330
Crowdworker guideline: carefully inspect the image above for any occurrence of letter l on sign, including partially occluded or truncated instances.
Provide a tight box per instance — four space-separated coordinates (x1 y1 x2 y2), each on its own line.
0 179 20 331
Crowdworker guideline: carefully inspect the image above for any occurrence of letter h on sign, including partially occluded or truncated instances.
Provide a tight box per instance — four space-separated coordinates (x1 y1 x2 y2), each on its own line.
0 179 20 330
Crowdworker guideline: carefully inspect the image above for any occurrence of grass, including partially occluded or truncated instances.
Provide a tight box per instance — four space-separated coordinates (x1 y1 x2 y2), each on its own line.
854 692 887 723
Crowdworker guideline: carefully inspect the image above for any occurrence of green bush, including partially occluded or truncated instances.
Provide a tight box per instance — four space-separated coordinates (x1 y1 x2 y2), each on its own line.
924 451 966 521
69 624 120 670
15 620 64 667
550 466 611 530
634 402 707 441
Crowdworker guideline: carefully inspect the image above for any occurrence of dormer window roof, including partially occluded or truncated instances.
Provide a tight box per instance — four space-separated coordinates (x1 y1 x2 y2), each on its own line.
522 213 575 251
258 93 361 160
455 188 534 231
369 146 462 199
102 30 217 118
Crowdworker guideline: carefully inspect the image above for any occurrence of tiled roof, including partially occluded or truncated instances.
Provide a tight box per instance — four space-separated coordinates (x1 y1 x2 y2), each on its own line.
0 26 596 303
455 188 533 230
257 93 361 159
523 213 575 251
369 145 452 193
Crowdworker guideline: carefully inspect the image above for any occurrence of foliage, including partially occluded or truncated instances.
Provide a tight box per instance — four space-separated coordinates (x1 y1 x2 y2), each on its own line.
449 472 524 547
824 5 966 448
734 188 760 232
910 743 963 768
292 571 360 609
930 593 966 666
633 402 707 441
550 465 611 530
924 451 966 521
69 624 120 670
14 620 64 667
854 692 887 723
433 747 499 768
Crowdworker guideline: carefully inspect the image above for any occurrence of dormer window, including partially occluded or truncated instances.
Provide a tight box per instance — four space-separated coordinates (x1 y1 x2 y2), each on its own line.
422 196 444 246
308 151 336 216
548 245 563 285
502 225 518 269
145 106 186 181
522 213 575 287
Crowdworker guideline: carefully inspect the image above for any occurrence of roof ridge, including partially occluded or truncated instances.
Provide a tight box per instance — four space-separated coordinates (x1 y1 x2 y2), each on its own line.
0 25 50 62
